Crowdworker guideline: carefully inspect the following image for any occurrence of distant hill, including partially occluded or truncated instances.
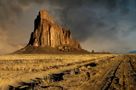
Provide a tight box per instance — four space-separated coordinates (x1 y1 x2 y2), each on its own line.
129 50 136 53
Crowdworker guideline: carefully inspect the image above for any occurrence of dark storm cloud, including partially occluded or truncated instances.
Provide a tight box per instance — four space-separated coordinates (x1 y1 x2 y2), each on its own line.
0 0 136 53
0 0 136 40
0 0 46 54
0 0 44 27
42 0 136 41
41 0 136 52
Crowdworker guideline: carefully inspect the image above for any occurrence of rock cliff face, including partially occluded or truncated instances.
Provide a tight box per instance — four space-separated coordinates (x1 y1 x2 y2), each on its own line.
28 10 81 50
16 10 89 54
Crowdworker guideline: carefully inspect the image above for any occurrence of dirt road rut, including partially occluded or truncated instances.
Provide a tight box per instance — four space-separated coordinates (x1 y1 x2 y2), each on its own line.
9 55 136 90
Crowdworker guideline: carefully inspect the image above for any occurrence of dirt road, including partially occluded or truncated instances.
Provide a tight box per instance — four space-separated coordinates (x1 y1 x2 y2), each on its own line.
3 55 136 90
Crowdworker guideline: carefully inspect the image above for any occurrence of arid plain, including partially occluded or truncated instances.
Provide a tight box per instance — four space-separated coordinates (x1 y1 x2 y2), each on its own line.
0 54 136 90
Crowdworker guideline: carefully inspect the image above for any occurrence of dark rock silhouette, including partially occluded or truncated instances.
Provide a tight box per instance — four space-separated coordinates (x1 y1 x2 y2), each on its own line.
16 10 89 54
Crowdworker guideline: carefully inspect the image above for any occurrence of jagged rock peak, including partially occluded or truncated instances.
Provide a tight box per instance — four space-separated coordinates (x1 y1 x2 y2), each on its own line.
14 9 91 54
28 9 81 50
38 9 55 24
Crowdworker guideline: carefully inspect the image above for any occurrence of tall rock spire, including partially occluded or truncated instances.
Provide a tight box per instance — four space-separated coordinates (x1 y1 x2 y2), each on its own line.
16 9 89 54
28 9 81 49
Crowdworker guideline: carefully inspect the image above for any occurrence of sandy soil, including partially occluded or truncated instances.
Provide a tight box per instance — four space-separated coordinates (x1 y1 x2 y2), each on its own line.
1 54 136 90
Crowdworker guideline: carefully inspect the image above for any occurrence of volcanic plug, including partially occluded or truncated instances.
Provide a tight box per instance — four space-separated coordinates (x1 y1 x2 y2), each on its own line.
16 10 88 54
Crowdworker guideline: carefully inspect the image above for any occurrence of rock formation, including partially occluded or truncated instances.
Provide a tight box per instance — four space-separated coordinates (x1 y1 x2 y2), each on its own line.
28 10 81 49
16 9 89 54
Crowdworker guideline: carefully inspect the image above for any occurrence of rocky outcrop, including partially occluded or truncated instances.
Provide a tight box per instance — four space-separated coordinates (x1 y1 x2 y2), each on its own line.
28 10 81 50
16 9 89 54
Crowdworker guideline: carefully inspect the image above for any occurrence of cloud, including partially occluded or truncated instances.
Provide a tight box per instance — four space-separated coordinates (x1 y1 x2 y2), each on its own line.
0 0 136 53
0 28 23 54
46 0 136 53
0 0 51 54
81 36 130 53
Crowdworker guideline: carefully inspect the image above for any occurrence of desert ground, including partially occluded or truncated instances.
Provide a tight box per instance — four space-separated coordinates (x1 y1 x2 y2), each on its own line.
0 54 136 90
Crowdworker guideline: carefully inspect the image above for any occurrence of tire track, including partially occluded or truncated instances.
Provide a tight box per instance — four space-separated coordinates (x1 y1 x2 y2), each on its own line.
6 55 136 90
9 57 115 90
100 55 136 90
100 60 122 90
125 57 136 90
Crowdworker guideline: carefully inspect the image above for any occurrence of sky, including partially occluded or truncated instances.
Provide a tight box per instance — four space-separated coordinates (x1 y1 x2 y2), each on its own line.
0 0 136 54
